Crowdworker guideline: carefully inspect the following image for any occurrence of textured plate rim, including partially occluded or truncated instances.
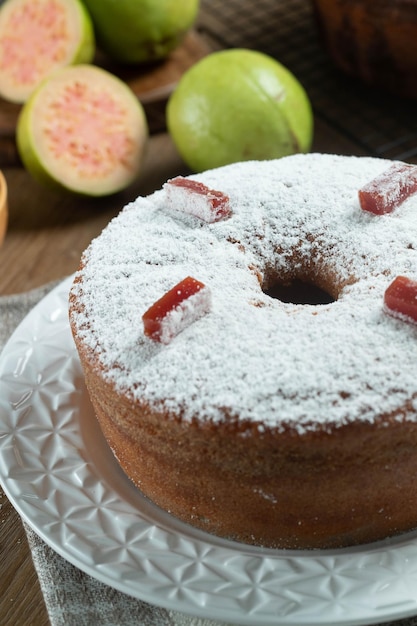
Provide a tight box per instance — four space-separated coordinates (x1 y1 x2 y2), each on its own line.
1 276 417 625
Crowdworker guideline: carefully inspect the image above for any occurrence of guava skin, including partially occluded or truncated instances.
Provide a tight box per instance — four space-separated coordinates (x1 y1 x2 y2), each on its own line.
17 99 63 192
73 1 96 65
0 172 7 247
167 49 314 173
82 0 200 64
63 0 96 71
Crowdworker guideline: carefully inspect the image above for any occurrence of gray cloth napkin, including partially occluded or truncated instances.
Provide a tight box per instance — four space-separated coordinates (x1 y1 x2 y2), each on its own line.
1 281 417 626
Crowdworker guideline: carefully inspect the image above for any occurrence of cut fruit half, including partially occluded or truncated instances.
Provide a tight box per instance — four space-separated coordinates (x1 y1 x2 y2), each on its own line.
0 170 8 246
0 0 95 103
17 64 149 196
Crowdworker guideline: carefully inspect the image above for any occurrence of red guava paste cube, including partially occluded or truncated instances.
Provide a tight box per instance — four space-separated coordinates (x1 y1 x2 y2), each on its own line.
384 275 417 324
359 163 417 215
164 176 231 223
142 276 211 344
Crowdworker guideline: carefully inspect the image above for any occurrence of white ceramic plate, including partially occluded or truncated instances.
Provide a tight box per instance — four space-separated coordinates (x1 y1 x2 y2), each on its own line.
2 276 417 625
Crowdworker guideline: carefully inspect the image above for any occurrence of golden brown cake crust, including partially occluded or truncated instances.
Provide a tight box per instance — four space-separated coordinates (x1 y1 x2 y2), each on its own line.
72 323 417 550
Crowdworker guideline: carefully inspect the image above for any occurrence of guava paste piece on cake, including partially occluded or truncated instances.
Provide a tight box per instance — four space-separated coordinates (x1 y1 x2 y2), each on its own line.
142 276 211 344
359 162 417 215
384 275 417 324
164 176 231 223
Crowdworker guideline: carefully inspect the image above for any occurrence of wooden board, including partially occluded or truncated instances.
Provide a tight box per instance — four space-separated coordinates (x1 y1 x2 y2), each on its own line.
0 30 211 167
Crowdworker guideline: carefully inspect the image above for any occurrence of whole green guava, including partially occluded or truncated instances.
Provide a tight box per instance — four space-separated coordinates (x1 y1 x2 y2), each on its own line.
167 48 314 173
82 0 200 64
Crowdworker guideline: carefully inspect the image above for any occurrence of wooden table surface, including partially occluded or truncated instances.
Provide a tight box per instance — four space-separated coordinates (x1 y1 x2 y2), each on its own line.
2 1 415 621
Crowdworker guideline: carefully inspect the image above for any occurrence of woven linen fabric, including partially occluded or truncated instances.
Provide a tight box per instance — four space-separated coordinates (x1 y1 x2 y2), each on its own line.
0 281 231 626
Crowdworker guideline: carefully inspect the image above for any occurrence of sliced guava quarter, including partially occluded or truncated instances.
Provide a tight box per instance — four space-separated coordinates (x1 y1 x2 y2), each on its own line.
0 0 95 103
17 64 149 196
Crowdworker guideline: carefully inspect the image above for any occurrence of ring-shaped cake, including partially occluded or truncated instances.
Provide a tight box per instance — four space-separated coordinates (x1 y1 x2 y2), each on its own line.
69 153 417 549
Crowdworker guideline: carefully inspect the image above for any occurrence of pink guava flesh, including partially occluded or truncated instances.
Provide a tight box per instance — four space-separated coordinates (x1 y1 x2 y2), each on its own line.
44 80 136 180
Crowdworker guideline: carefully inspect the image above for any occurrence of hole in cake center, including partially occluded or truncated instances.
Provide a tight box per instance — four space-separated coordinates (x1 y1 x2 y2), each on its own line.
264 279 336 305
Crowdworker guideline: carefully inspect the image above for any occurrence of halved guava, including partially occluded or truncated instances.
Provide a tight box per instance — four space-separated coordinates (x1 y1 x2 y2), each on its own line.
0 170 7 246
0 0 95 103
17 64 149 196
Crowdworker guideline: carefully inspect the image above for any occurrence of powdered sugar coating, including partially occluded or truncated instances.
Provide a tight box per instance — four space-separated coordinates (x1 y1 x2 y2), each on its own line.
359 162 417 214
70 154 417 433
164 177 231 222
